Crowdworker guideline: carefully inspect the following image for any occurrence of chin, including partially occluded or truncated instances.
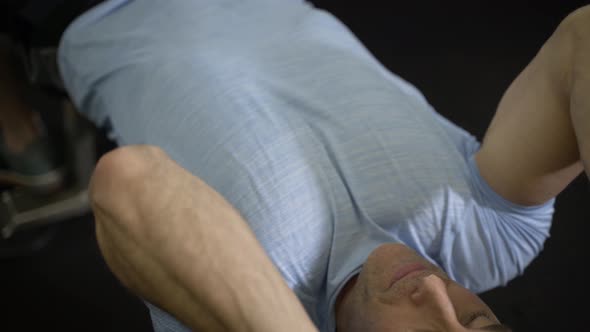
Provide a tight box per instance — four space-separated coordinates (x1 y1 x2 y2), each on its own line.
363 243 446 289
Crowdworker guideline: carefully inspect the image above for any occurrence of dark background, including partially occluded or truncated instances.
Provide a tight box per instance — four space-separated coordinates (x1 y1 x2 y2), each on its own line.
1 1 590 331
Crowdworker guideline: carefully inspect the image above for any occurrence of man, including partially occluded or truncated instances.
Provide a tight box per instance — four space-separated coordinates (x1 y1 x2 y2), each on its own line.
54 0 589 331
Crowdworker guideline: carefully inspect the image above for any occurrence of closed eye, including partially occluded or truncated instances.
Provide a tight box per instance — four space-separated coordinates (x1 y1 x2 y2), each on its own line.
463 310 492 325
463 311 512 331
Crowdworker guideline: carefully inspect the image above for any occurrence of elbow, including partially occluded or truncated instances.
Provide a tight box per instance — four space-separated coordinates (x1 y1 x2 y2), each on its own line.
89 144 167 223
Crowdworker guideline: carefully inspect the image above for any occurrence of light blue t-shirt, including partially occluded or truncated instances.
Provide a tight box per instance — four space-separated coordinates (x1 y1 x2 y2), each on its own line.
58 0 555 331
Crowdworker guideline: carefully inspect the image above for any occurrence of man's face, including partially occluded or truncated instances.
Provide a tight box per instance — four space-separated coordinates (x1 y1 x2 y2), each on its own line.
335 244 509 332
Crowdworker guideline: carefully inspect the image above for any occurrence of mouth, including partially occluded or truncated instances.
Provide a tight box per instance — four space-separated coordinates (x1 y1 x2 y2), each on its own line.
387 263 428 289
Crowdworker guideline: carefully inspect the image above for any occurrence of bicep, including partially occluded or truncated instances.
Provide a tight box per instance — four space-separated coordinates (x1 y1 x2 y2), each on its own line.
474 15 583 206
569 7 590 174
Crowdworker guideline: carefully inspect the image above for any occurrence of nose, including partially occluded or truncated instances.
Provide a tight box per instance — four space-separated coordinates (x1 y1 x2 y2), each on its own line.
410 274 451 307
409 275 462 331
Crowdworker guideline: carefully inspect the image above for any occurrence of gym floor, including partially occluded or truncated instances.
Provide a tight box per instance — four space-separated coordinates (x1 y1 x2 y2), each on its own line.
1 1 589 331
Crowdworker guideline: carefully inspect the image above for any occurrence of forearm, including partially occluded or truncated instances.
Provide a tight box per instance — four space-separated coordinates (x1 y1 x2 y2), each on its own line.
90 146 318 332
142 189 312 332
170 187 316 332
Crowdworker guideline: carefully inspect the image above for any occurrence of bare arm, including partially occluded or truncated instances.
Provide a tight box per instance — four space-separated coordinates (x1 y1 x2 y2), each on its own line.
89 145 318 332
569 8 590 174
475 6 590 206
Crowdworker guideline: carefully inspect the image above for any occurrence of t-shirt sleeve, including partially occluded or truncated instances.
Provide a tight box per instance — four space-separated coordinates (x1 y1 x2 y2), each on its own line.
436 140 555 294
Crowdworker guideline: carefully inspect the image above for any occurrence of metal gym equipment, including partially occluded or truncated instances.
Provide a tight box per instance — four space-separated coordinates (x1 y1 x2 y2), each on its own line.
0 46 97 243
